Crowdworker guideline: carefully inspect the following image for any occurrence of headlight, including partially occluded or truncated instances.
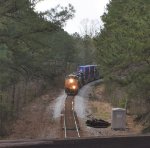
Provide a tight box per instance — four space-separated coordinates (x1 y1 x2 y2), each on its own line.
72 85 76 90
69 78 74 83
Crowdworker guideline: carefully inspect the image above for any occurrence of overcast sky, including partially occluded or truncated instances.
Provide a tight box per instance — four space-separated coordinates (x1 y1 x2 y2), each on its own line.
36 0 110 35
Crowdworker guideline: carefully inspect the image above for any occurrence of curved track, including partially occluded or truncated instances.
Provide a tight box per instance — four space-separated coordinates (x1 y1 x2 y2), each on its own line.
63 96 80 138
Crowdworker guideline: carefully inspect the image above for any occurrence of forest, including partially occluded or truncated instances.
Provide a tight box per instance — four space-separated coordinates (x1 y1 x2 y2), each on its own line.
95 0 150 132
0 0 149 137
0 0 96 136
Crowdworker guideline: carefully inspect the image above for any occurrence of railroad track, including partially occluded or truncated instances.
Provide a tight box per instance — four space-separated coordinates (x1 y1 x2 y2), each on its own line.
63 96 80 138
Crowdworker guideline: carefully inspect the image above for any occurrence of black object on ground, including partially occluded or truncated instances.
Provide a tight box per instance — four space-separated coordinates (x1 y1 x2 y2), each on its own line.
86 118 111 128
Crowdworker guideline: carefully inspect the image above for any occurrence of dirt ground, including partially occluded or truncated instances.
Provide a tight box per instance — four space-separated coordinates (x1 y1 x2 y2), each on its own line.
8 88 62 139
80 83 144 137
7 82 144 140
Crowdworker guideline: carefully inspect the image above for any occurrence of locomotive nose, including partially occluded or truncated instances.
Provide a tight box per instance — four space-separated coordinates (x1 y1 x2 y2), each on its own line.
69 78 74 83
72 85 77 90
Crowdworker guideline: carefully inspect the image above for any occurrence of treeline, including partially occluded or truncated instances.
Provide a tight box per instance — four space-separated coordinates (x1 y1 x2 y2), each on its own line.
0 0 96 137
95 0 150 131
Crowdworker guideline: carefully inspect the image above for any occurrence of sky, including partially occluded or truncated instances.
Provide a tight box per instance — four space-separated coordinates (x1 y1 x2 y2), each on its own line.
35 0 110 35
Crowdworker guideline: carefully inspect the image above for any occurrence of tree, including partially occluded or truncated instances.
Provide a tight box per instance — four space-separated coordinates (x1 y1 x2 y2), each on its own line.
0 0 76 137
95 0 150 122
44 4 75 27
80 19 100 37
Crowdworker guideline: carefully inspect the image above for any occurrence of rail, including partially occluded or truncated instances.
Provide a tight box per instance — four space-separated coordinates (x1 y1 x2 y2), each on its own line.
63 96 80 138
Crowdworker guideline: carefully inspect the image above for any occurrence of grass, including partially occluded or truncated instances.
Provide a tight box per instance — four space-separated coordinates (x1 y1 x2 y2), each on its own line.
90 101 112 121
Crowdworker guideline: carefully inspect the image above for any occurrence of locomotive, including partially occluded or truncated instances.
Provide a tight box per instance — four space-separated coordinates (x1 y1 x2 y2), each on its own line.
65 65 100 95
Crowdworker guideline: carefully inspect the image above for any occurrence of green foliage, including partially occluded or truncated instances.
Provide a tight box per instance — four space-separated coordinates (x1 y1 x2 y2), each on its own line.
44 4 75 27
0 0 97 137
72 33 97 65
95 0 150 121
0 0 77 82
0 0 79 137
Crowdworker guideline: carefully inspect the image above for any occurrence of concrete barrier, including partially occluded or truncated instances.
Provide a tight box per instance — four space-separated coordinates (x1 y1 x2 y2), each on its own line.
0 135 150 148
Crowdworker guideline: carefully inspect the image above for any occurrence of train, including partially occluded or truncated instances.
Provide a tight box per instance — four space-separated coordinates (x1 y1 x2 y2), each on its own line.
65 65 100 95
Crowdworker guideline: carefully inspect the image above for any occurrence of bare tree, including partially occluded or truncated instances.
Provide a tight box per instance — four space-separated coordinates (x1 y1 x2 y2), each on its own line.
79 19 100 37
